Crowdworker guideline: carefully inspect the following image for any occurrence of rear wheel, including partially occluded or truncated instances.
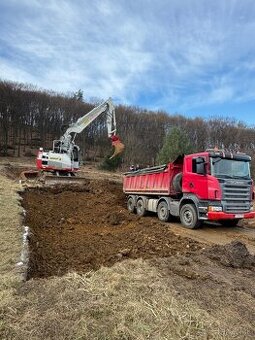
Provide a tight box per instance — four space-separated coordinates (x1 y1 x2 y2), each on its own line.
180 203 201 229
136 199 146 217
157 201 170 221
127 196 136 213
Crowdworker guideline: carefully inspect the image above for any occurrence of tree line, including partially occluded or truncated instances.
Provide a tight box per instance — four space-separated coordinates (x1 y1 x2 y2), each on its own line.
1 79 255 174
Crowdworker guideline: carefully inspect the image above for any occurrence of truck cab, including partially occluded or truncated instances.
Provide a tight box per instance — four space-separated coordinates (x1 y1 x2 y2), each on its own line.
181 150 254 227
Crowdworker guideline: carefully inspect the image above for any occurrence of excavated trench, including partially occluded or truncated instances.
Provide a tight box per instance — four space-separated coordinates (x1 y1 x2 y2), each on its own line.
21 179 202 279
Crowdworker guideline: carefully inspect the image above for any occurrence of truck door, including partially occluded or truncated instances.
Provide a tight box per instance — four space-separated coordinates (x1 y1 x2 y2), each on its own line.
183 156 209 199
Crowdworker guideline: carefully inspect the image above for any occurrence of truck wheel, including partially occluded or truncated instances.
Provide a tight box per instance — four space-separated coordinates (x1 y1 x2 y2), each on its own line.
127 196 136 213
157 201 170 222
180 204 201 229
173 172 183 192
220 219 240 227
136 199 146 217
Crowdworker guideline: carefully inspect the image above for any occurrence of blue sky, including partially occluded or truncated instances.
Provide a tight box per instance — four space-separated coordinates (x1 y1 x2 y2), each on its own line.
1 0 255 125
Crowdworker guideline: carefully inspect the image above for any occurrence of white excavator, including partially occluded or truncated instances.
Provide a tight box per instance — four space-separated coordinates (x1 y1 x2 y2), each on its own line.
21 98 124 184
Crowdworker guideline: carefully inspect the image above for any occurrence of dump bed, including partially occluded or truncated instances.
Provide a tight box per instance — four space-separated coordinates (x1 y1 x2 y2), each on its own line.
123 161 183 196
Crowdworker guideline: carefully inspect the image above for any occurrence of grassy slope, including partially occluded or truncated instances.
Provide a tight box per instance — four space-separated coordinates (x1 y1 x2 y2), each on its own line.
2 261 229 340
0 174 23 335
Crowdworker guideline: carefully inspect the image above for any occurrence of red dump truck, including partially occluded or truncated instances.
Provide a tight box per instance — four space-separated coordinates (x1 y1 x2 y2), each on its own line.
123 150 255 229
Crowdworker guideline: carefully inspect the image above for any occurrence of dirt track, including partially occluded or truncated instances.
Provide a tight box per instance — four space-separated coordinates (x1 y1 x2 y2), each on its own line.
168 220 255 254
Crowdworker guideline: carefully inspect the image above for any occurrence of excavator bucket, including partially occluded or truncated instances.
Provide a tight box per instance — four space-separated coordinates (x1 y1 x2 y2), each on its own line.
20 170 40 180
110 136 125 159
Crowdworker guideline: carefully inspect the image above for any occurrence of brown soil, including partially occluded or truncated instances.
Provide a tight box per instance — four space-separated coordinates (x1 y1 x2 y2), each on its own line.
22 180 201 279
203 240 255 268
1 163 37 180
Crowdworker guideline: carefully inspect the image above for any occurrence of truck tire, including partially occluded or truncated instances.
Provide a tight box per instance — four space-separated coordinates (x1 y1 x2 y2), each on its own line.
180 203 201 229
127 196 136 213
173 172 183 192
136 198 146 217
157 201 170 222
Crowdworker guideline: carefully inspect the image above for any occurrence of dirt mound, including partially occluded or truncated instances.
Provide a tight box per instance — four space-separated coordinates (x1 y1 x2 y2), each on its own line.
203 240 255 269
1 164 36 180
21 179 201 279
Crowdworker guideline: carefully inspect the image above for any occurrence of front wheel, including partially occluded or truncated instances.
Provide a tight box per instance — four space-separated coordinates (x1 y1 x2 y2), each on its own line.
180 204 201 229
157 201 170 222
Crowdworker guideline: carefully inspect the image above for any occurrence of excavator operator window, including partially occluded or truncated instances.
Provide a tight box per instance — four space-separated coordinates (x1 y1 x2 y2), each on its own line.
73 146 79 162
53 140 61 153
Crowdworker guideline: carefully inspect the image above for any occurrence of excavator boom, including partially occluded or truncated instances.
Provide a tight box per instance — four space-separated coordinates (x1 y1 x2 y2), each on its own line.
63 98 116 139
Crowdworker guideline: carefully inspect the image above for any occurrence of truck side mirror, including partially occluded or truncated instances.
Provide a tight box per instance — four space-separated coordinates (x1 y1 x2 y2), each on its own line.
195 157 206 175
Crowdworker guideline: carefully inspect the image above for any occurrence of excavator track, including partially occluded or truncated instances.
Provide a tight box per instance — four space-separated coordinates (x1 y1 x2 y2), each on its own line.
42 175 87 186
19 170 87 187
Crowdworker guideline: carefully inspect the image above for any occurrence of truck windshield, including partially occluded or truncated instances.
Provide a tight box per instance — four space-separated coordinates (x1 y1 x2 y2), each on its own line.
210 157 250 179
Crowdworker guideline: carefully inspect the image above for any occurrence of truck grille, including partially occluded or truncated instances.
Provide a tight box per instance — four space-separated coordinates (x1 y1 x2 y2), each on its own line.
220 179 251 213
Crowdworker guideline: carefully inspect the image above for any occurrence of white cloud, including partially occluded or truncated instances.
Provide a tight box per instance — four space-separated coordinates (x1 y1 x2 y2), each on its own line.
1 0 255 115
0 57 37 84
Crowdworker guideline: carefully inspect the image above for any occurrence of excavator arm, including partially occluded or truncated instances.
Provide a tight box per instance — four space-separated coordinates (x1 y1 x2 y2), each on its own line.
59 98 124 158
63 98 116 139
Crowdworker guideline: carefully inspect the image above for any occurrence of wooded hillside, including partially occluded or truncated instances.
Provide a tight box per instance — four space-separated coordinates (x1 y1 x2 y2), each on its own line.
1 80 255 173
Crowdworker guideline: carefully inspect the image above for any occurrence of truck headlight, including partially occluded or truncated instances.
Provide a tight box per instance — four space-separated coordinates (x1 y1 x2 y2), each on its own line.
208 206 222 212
